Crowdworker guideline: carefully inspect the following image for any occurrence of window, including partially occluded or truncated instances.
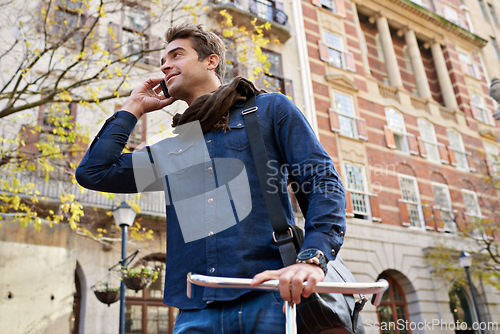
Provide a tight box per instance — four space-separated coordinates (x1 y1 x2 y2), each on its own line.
488 3 499 25
125 256 177 334
479 0 489 20
344 164 370 219
107 3 159 65
491 37 500 59
334 92 356 138
461 190 481 218
402 46 413 73
255 50 293 98
409 0 423 6
385 108 410 153
443 5 459 25
449 285 476 331
325 32 344 69
329 92 367 141
321 0 336 10
484 142 500 176
223 37 244 84
249 0 288 25
377 274 411 334
122 4 149 62
470 94 493 125
432 183 455 232
318 32 355 72
398 175 424 228
458 52 481 79
312 0 345 16
418 119 440 163
40 102 77 131
447 129 469 170
52 0 87 46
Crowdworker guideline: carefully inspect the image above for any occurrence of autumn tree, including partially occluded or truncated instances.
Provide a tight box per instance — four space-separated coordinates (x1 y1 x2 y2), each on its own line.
0 0 275 240
425 155 500 290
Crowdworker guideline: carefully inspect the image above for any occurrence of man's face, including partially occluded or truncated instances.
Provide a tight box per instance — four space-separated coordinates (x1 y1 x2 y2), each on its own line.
160 38 212 103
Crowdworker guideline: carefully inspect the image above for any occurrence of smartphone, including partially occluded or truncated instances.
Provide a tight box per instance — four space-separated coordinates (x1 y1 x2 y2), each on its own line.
160 80 170 98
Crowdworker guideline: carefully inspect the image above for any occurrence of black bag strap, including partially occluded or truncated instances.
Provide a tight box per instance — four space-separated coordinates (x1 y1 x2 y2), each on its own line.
242 94 298 266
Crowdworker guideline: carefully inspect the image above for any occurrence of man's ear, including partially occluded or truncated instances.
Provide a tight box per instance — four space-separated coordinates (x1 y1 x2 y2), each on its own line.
206 54 220 71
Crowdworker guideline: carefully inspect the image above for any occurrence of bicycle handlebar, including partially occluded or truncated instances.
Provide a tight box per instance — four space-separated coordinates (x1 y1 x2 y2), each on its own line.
187 273 388 306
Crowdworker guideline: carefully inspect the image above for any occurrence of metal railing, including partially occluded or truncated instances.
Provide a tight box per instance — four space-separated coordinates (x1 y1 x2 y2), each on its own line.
212 0 288 26
8 170 166 216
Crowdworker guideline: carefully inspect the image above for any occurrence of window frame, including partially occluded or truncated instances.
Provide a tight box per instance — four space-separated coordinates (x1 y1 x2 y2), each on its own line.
255 49 293 99
344 163 371 219
398 174 425 229
376 274 412 334
488 3 499 25
431 182 456 232
125 256 177 334
491 37 500 59
446 129 469 170
461 189 481 218
318 31 355 72
470 94 494 125
484 142 500 176
479 0 489 21
385 108 410 154
417 119 440 163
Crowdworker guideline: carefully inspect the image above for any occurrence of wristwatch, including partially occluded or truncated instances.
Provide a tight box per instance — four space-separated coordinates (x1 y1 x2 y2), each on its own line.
296 248 328 275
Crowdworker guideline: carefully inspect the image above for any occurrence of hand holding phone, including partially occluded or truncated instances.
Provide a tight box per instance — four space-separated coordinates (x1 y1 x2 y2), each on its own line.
160 80 170 98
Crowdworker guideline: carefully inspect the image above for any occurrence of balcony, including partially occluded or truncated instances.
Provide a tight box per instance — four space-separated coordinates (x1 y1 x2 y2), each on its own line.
9 170 166 217
209 0 291 42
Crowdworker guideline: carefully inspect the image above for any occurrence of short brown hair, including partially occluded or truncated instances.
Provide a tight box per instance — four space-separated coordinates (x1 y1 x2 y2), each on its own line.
165 24 226 82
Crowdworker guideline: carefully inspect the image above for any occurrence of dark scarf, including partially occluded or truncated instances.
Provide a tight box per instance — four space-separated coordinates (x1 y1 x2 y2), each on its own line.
172 76 265 133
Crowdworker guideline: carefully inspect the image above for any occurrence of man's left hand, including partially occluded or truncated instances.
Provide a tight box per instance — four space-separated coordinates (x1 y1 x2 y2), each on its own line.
251 263 325 305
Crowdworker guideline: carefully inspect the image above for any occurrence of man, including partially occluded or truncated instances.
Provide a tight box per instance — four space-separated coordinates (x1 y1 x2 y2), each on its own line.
76 24 346 333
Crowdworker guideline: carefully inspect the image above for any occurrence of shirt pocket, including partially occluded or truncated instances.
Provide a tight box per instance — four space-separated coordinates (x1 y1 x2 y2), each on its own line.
225 122 250 151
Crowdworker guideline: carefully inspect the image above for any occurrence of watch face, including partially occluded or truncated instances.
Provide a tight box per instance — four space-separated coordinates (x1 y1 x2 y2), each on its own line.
298 248 319 260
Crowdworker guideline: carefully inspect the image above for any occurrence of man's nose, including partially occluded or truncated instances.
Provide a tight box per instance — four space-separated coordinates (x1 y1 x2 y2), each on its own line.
160 61 172 74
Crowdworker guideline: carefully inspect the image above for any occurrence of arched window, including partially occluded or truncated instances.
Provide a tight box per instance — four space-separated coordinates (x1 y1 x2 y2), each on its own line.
125 254 178 334
449 285 476 333
377 274 411 334
71 269 81 334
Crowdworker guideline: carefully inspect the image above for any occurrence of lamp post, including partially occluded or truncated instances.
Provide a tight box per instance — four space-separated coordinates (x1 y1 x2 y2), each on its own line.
490 77 500 121
458 251 483 333
113 202 137 334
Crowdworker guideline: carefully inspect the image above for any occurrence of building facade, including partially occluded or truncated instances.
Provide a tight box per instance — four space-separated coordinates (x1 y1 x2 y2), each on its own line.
301 0 499 332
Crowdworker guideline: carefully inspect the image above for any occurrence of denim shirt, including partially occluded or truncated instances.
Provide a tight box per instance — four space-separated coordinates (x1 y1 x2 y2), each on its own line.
76 93 346 310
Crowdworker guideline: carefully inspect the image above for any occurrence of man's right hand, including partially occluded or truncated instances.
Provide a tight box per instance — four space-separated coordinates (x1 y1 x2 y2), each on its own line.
121 77 176 119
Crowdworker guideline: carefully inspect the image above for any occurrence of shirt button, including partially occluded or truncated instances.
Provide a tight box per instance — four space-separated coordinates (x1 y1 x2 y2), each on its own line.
206 139 212 143
207 167 213 172
209 268 215 273
237 123 242 127
208 198 214 203
178 149 183 153
208 231 214 237
331 249 336 256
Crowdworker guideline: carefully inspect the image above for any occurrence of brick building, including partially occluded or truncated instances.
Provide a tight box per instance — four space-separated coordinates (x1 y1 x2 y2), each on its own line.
301 0 499 332
1 0 499 333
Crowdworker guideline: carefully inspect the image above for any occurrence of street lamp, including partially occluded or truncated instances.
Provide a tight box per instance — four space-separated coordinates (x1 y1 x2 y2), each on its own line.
113 202 137 334
458 251 483 333
490 77 500 120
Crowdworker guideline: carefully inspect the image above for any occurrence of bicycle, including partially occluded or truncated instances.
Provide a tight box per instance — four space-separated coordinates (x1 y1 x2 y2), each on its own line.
187 273 389 334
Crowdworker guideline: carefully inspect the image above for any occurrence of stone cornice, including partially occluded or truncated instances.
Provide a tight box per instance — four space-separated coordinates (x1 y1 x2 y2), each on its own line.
352 0 487 48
